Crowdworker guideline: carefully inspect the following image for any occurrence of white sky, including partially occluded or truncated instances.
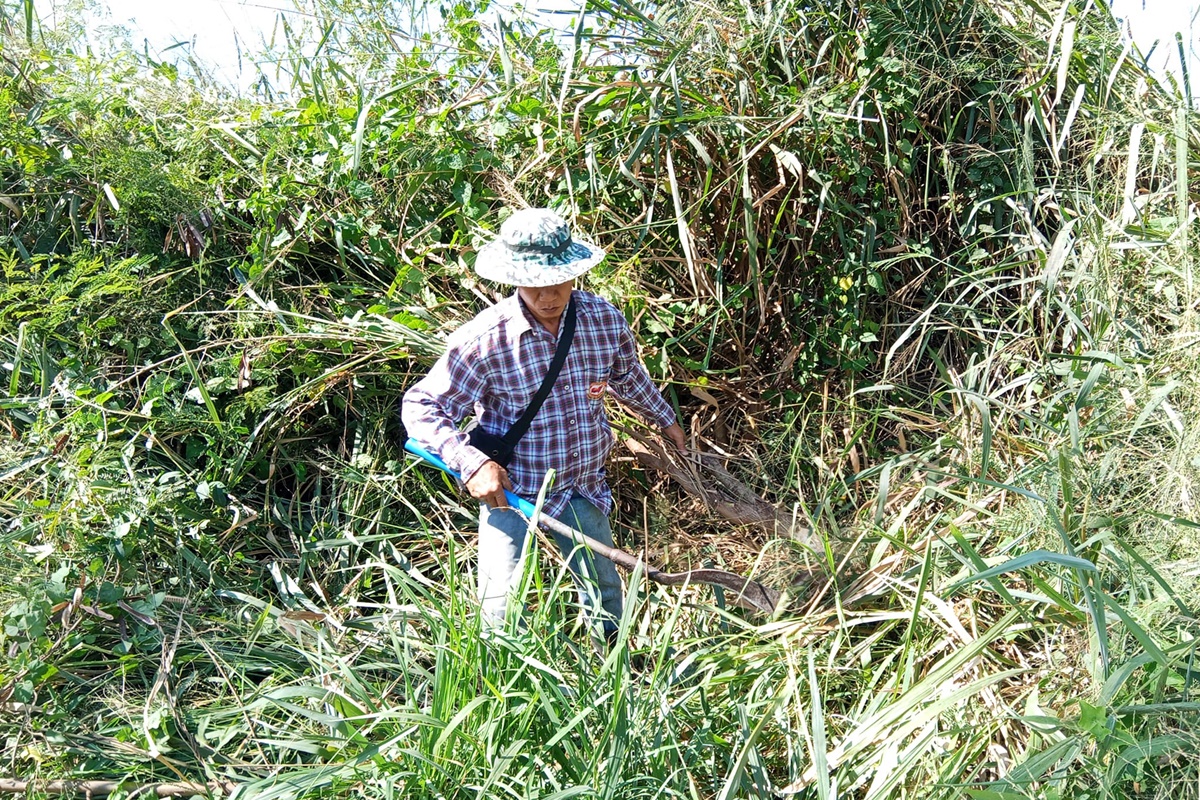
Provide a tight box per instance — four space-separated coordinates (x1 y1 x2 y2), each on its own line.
1110 0 1199 92
78 0 1200 95
82 0 293 90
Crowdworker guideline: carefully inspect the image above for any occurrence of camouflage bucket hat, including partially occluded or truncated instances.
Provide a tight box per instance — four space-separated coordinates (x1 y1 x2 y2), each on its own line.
474 208 606 287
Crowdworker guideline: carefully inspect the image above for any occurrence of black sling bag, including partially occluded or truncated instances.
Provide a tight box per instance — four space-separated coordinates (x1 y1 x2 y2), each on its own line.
467 294 577 467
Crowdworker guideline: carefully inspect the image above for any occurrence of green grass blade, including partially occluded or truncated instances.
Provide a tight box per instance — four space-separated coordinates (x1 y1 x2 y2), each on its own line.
944 549 1098 595
808 650 831 800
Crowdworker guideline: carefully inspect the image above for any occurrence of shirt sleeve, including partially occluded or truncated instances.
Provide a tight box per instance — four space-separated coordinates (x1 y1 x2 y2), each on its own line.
607 317 677 429
401 334 493 483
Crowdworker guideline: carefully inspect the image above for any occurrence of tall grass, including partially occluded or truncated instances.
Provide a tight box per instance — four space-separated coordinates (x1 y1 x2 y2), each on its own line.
1 0 1198 797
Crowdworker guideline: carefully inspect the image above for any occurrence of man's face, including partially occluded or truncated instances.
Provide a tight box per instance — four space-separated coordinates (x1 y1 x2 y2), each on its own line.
517 280 574 330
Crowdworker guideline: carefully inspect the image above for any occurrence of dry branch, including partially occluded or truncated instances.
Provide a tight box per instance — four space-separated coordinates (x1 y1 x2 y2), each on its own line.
619 427 812 542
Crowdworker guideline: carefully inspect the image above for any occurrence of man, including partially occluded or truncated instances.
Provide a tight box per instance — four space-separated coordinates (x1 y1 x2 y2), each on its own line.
402 208 685 641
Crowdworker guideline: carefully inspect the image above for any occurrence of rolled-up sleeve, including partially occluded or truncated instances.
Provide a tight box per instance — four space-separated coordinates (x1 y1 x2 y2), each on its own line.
401 336 493 482
607 321 676 429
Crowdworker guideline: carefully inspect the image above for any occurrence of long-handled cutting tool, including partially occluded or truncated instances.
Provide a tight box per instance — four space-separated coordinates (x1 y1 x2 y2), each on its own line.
405 439 781 613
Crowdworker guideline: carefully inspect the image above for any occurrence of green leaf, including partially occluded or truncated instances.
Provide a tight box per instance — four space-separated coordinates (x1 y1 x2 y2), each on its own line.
1078 700 1107 738
945 550 1098 594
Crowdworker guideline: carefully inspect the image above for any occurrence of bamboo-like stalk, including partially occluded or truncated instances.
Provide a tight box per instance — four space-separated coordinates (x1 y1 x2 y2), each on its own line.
7 321 24 398
0 779 235 797
1177 106 1192 300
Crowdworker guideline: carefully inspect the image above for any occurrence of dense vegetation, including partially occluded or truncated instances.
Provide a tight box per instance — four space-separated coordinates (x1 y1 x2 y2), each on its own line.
1 0 1198 797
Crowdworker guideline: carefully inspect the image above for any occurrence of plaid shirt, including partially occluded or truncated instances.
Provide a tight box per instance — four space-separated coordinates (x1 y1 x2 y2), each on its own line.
402 289 676 518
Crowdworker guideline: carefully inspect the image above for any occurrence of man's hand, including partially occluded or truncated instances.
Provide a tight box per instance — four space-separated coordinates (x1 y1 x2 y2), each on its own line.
465 461 514 508
661 422 686 455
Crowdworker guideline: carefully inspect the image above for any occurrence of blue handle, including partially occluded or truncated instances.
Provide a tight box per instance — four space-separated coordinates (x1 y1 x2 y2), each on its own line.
404 438 536 517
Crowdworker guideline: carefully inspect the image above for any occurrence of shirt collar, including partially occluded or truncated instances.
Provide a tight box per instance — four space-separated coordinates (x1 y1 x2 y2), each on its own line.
504 290 535 338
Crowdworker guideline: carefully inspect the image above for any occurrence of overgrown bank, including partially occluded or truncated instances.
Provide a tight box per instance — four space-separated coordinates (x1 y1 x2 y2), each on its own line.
1 0 1199 797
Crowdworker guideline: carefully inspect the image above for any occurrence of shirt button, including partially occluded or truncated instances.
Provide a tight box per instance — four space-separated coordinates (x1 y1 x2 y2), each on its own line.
572 452 579 458
569 419 576 425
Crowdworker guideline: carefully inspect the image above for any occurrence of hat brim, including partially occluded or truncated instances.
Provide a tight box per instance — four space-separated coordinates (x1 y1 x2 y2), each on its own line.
474 239 606 287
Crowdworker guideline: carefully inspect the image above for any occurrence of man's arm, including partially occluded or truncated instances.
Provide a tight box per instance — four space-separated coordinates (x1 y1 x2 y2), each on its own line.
401 340 494 485
401 337 518 508
607 321 686 453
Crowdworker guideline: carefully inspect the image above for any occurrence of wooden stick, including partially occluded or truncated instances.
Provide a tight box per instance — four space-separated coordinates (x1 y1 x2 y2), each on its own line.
405 439 783 613
531 503 782 613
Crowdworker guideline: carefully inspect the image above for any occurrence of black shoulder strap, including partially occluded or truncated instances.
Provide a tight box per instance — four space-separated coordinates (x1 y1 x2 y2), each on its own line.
500 293 577 449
